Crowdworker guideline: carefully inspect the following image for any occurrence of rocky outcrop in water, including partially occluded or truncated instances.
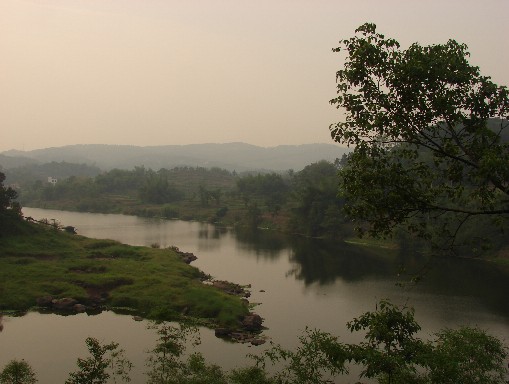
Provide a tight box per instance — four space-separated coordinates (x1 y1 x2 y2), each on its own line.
241 313 263 331
36 296 87 313
214 312 266 345
209 279 265 345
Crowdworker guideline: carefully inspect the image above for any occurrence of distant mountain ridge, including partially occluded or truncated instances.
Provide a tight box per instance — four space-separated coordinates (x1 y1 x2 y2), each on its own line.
1 143 349 172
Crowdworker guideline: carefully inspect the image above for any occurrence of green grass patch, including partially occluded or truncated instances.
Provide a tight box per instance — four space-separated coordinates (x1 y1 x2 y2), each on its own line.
0 221 249 326
83 239 120 249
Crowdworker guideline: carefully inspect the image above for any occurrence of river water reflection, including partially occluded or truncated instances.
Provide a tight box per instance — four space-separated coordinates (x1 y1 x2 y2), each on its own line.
1 207 508 383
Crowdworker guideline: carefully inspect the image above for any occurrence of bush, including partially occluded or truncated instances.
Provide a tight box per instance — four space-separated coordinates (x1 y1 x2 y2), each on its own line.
258 300 508 384
66 337 132 384
0 360 37 384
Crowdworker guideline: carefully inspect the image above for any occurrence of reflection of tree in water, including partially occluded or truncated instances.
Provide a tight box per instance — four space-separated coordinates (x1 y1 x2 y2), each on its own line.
232 227 509 318
413 257 509 318
392 236 509 317
198 225 228 240
233 228 289 260
195 224 228 252
0 314 3 332
288 238 397 285
233 228 409 283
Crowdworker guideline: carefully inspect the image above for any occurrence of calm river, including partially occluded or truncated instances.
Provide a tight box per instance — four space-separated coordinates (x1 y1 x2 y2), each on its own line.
1 207 508 383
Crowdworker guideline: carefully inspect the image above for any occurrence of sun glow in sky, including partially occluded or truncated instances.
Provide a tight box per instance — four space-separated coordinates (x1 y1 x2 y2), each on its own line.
1 0 508 152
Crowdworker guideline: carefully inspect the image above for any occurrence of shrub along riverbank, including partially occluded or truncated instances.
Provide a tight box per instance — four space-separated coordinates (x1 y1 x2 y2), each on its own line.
0 219 249 327
11 161 509 258
13 161 356 240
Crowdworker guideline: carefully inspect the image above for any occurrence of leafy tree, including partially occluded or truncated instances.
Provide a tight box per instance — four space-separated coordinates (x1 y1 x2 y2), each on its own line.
145 323 202 384
139 172 183 204
330 23 509 250
344 300 429 383
259 300 508 384
290 161 347 237
66 337 132 384
0 172 21 217
237 173 290 217
145 323 275 384
95 167 146 194
0 360 37 384
2 310 505 384
227 367 274 384
0 171 22 235
256 328 348 384
428 327 508 384
46 176 99 201
196 185 223 207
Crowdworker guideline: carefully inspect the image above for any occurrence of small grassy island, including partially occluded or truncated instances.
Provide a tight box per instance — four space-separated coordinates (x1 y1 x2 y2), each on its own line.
0 218 249 328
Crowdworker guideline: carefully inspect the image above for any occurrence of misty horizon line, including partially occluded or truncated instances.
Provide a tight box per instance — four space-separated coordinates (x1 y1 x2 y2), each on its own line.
2 141 344 154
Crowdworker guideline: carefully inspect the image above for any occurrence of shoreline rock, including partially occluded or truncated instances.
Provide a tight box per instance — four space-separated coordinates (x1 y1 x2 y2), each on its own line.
36 296 89 313
241 313 263 331
169 245 198 264
211 280 251 298
214 312 266 345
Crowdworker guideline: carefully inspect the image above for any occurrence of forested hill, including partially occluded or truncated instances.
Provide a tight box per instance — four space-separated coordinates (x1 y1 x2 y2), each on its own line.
1 143 348 172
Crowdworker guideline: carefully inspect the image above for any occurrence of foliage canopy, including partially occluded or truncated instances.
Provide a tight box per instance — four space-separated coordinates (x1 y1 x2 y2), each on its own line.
330 23 509 250
65 337 132 384
0 360 37 384
2 302 507 384
0 171 22 235
259 300 508 384
0 172 20 216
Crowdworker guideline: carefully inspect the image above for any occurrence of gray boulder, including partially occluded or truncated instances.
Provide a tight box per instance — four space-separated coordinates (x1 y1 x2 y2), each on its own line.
52 297 78 310
242 313 263 331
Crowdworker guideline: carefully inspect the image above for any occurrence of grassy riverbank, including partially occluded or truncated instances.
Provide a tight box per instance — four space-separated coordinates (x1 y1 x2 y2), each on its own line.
0 220 249 326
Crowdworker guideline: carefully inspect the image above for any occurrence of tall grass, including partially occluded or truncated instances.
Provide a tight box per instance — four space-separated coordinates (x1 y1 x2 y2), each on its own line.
0 222 248 326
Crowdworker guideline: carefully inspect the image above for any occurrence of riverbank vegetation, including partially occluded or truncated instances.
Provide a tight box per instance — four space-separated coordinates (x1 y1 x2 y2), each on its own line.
0 217 248 326
4 124 508 258
2 301 507 383
1 179 249 326
8 160 355 241
7 156 509 258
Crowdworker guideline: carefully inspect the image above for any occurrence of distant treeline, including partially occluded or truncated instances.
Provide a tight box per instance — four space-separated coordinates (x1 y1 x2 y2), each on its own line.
8 160 353 239
5 154 508 253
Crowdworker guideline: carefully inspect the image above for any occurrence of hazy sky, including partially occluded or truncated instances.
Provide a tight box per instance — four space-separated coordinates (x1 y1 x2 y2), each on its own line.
1 0 508 152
